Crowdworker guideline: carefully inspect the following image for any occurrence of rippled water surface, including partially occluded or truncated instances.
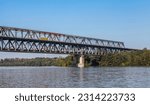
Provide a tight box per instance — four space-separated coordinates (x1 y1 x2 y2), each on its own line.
0 67 150 88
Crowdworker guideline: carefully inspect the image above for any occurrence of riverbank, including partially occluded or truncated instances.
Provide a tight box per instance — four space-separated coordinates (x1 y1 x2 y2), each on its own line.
0 49 150 67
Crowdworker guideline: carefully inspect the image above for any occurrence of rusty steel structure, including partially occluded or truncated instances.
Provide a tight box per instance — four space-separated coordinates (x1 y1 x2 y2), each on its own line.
0 26 134 55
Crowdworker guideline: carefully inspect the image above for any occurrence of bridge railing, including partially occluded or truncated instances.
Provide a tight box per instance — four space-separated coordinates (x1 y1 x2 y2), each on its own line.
0 26 125 48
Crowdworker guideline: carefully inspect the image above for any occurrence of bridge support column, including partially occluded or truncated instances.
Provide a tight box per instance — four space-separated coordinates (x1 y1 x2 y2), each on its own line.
78 55 85 68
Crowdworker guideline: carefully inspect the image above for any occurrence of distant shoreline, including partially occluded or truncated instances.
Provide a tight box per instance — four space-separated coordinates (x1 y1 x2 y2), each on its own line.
0 49 150 67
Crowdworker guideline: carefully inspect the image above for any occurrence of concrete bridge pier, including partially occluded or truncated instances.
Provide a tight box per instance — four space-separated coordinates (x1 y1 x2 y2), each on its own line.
78 55 85 68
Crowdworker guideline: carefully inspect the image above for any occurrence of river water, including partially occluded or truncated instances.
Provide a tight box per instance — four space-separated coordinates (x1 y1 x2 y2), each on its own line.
0 67 150 88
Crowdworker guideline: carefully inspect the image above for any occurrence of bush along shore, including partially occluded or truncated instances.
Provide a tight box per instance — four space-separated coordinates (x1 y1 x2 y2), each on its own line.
0 49 150 67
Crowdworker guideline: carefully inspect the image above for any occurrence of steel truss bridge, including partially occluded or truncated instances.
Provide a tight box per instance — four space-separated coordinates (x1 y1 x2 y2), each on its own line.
0 26 134 55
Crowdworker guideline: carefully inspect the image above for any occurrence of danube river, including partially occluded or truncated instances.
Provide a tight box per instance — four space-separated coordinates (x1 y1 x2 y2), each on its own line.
0 67 150 88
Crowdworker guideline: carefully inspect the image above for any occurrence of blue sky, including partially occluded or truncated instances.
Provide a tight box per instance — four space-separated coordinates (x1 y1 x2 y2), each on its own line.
0 0 150 58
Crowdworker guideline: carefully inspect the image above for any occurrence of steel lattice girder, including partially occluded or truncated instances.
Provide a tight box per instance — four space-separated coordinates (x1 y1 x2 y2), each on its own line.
0 36 130 55
0 26 125 48
0 26 135 55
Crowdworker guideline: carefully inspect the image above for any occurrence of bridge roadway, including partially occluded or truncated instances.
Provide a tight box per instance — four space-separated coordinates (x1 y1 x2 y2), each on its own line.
0 26 136 67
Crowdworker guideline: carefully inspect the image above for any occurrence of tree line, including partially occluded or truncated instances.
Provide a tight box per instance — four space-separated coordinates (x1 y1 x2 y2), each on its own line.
0 56 72 66
0 49 150 67
85 49 150 67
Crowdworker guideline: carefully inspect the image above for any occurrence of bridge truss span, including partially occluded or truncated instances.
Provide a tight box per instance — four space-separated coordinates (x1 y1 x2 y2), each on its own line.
0 26 133 55
0 26 125 47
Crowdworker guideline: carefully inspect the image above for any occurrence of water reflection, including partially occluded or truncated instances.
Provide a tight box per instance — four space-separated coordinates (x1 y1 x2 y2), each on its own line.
0 67 150 88
79 68 84 81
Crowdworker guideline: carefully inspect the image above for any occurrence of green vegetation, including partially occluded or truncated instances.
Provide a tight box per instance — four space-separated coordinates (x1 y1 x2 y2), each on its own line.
86 49 150 67
0 56 72 67
1 49 150 67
